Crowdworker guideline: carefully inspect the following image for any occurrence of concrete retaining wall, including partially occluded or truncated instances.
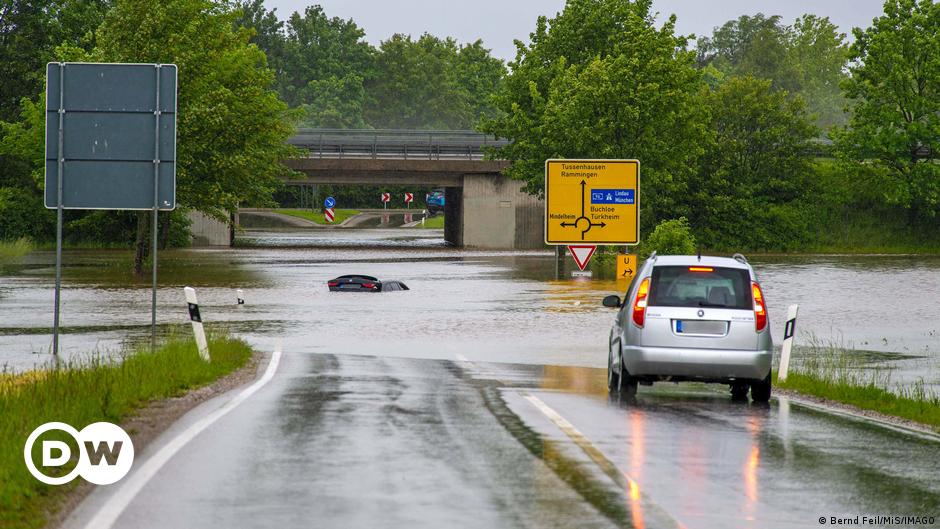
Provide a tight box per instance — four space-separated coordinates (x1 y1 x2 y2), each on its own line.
461 174 544 249
188 210 231 246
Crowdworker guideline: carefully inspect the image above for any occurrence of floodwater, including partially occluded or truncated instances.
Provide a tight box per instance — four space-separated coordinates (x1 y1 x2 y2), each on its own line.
1 228 938 392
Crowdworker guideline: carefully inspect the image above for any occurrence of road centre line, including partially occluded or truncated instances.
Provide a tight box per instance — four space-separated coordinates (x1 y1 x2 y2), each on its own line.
80 345 284 529
520 392 684 529
455 351 683 527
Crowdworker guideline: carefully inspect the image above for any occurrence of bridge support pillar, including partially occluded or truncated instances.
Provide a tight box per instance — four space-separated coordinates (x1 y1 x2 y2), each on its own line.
444 187 463 247
188 210 232 247
461 174 544 249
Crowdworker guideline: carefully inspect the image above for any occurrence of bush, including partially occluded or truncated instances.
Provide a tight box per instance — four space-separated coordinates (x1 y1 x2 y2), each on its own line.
640 217 697 258
66 210 193 248
0 187 54 241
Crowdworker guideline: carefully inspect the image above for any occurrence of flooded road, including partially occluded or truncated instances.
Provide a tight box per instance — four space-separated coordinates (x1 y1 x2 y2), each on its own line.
1 228 939 391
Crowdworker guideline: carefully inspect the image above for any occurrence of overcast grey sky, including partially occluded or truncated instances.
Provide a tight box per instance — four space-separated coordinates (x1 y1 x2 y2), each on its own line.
263 0 886 60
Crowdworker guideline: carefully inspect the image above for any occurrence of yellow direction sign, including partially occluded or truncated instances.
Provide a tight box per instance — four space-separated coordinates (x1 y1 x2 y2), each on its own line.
617 254 636 282
545 159 639 245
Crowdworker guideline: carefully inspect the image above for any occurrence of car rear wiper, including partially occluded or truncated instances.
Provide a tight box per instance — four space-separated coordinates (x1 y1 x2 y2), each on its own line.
697 302 729 307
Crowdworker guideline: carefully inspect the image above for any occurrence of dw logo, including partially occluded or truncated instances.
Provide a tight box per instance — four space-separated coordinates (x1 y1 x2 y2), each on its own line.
24 422 134 485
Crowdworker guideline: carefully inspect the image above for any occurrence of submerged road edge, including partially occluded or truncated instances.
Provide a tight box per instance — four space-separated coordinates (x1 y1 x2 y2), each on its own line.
78 345 284 529
776 392 940 443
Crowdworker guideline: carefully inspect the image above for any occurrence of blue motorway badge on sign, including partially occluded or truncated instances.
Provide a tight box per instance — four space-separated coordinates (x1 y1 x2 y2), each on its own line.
590 189 635 205
324 196 336 208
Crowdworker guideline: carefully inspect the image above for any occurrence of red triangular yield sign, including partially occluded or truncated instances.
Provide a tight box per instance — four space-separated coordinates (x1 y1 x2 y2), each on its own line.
567 245 596 271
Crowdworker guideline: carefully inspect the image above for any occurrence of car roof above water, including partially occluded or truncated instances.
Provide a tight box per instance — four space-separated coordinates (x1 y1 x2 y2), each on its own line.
650 255 751 270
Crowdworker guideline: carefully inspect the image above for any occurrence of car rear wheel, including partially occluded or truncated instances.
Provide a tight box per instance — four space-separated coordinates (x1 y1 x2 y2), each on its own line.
616 349 638 397
751 374 772 402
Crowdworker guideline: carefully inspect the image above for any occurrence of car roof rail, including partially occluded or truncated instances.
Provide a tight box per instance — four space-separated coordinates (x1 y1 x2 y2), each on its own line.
732 253 748 264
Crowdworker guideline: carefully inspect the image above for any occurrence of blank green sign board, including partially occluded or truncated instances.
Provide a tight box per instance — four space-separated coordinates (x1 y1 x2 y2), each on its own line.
45 63 177 210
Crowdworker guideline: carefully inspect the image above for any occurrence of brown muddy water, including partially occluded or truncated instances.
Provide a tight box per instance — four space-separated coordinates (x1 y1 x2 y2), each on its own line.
0 228 938 392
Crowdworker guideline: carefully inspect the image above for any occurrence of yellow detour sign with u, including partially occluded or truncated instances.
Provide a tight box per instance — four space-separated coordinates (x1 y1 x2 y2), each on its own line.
544 160 640 245
617 254 636 282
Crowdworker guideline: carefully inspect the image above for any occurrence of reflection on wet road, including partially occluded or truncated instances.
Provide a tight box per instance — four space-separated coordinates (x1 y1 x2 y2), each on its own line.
64 353 940 529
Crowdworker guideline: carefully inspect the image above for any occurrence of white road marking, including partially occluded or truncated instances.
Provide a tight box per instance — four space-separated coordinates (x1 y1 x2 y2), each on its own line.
81 345 283 529
521 392 685 529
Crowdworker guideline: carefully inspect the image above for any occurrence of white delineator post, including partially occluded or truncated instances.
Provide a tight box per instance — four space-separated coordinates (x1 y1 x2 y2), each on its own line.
184 287 210 361
236 289 245 305
777 304 799 382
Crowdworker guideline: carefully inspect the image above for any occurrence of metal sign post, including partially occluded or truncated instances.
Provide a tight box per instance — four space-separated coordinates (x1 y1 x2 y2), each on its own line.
151 64 162 352
45 62 177 356
52 64 65 358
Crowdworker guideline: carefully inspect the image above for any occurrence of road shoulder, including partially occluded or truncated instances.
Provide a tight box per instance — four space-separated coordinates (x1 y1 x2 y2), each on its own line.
47 350 266 529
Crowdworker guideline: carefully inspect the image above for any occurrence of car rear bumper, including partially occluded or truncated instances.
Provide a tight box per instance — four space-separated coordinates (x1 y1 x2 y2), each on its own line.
622 345 771 381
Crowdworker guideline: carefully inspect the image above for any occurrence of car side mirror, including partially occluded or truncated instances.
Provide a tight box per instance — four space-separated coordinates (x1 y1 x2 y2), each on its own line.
602 295 621 308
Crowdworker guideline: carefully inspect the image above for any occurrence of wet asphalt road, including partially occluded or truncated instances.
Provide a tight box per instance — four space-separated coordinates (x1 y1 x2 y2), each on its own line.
64 350 940 529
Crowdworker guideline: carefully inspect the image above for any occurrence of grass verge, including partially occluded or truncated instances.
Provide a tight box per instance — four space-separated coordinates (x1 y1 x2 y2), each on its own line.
776 342 940 432
0 333 254 529
418 215 444 228
0 238 33 263
274 208 360 225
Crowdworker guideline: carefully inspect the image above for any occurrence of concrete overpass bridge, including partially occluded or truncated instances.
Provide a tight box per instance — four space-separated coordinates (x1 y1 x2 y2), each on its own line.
277 129 544 249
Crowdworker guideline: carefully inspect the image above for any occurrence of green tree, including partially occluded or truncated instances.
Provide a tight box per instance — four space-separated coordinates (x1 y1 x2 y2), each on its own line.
2 0 296 269
697 14 788 79
788 15 850 130
0 0 112 121
835 0 940 221
482 0 707 231
691 77 817 250
455 40 506 123
0 0 112 236
97 0 294 270
278 5 374 121
698 13 850 130
300 74 368 129
234 0 285 64
365 33 473 129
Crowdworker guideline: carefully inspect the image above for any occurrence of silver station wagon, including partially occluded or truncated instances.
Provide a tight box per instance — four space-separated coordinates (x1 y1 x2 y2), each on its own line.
602 253 773 401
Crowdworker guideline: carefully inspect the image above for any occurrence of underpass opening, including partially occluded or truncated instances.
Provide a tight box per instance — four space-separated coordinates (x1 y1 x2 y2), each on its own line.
231 130 543 249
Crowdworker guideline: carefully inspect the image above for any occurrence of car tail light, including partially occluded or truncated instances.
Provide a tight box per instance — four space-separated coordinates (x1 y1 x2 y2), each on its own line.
688 266 714 272
327 281 339 287
632 278 650 327
752 282 767 332
361 282 375 289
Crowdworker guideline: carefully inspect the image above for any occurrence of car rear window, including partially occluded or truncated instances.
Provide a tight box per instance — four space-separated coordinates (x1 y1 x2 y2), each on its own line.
648 266 751 309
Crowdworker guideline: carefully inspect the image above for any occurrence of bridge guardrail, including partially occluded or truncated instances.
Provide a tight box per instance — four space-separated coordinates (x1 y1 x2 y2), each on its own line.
288 129 510 160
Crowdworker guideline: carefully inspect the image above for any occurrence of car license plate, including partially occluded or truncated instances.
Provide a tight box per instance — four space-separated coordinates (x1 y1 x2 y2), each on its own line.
676 320 727 335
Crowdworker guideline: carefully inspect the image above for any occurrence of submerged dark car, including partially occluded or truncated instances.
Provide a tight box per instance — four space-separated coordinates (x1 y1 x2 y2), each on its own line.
327 275 410 292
